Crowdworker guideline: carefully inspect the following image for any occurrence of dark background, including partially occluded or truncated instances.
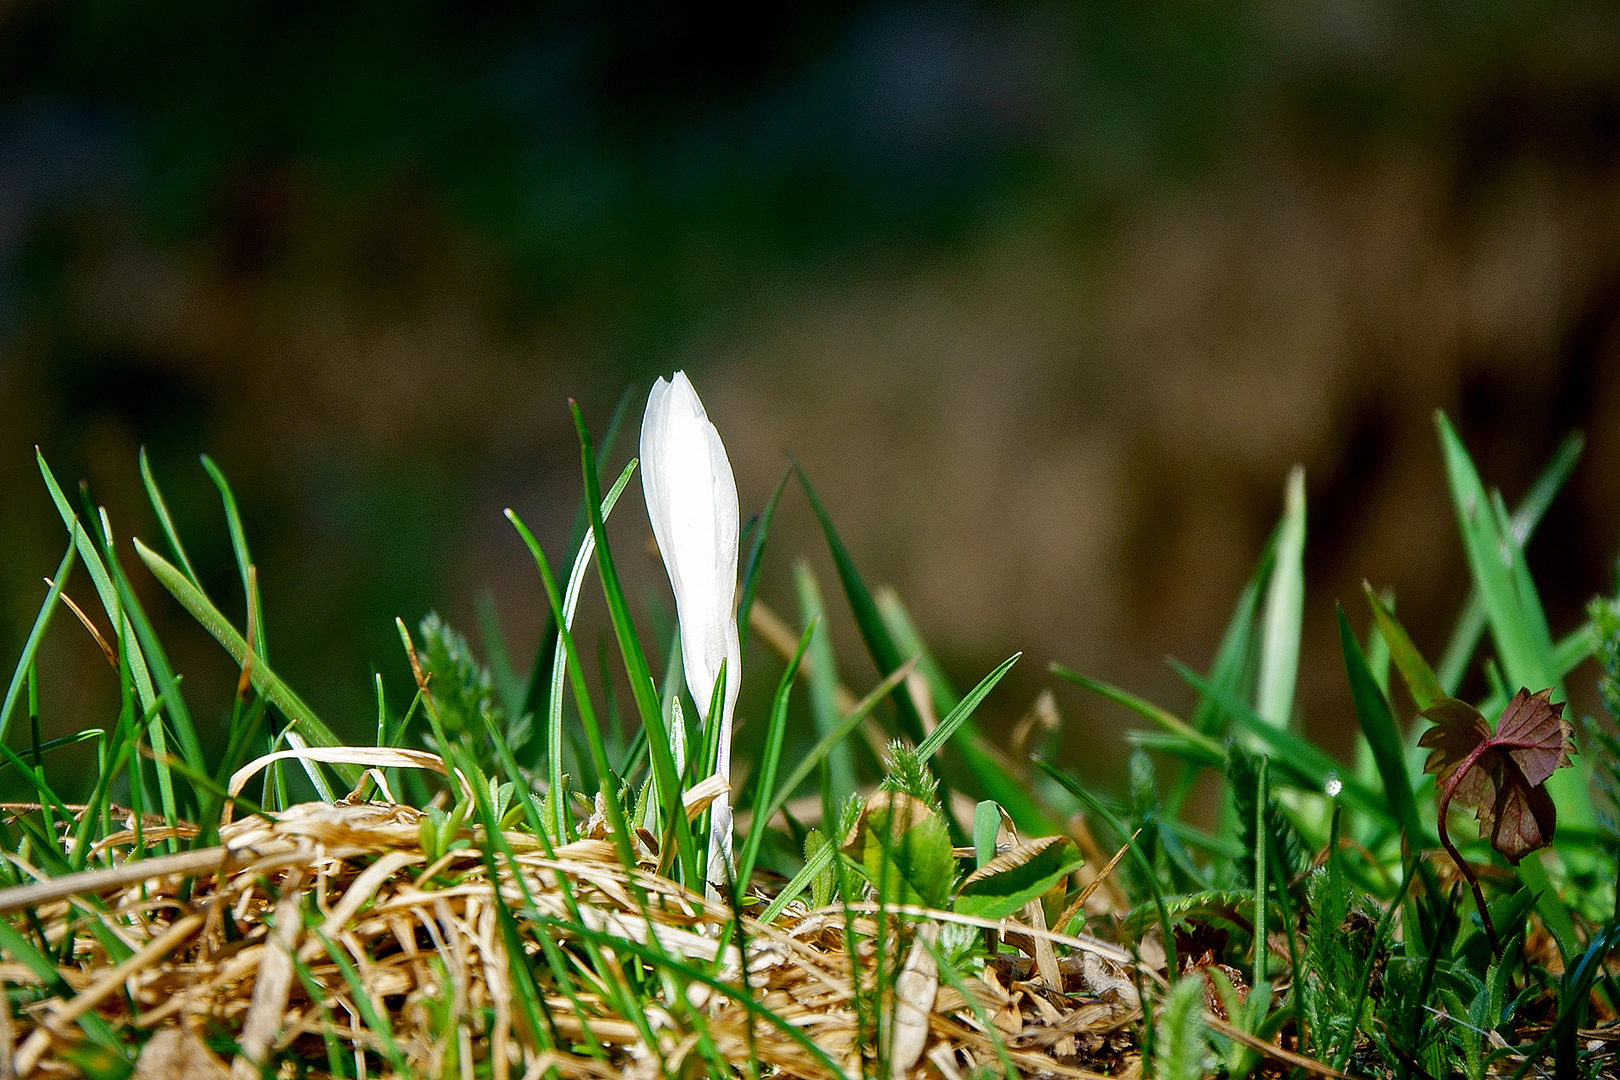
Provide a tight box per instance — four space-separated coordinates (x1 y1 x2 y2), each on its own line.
3 0 1619 802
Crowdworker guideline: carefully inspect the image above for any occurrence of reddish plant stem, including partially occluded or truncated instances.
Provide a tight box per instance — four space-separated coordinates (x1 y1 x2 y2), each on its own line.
1435 740 1502 956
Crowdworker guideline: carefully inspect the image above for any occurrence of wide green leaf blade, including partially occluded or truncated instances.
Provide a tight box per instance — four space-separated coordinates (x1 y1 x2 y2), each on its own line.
1337 605 1425 845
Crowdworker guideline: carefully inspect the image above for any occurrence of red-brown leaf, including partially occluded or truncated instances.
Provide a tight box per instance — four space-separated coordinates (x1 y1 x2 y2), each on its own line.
1491 686 1575 788
1418 687 1574 865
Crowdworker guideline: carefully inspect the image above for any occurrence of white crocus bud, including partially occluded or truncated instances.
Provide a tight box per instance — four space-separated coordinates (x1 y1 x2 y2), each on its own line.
640 371 742 886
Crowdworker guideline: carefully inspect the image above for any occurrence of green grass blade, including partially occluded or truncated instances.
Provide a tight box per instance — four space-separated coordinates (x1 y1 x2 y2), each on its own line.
1436 431 1581 692
915 652 1019 763
1435 412 1589 830
758 840 836 924
133 537 359 785
1363 583 1443 711
200 454 268 665
138 447 202 587
794 463 925 743
0 541 75 744
737 467 792 670
1435 413 1558 695
1170 661 1395 827
37 454 182 826
570 401 699 880
1035 756 1179 977
1337 605 1425 844
1050 664 1226 762
738 620 814 890
766 661 917 830
875 586 959 711
794 559 853 814
541 458 636 839
519 387 633 723
880 588 1057 833
1257 465 1305 729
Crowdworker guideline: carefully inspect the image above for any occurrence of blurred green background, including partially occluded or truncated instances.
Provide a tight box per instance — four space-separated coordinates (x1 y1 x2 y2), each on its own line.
3 0 1619 797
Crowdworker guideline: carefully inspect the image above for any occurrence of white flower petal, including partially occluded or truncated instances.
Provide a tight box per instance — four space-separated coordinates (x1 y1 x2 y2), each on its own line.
639 370 743 882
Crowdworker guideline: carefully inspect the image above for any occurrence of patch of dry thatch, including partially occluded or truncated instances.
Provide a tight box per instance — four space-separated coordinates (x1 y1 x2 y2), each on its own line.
0 798 1341 1080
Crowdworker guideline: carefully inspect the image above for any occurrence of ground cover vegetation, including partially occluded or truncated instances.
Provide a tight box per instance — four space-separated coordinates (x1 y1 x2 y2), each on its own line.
0 379 1616 1079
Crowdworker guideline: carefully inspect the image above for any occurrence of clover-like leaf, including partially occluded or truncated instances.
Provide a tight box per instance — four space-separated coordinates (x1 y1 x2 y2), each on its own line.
1418 687 1575 953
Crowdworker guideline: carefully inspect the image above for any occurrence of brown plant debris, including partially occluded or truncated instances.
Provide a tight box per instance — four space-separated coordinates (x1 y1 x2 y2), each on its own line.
0 797 1334 1080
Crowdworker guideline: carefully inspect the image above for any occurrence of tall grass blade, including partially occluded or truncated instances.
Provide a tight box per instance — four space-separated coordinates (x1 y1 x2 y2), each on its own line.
794 559 854 815
1257 465 1306 729
880 589 1057 832
133 538 359 785
200 454 268 665
570 402 700 881
541 458 636 840
1337 605 1425 845
1363 584 1443 711
794 464 925 744
1435 413 1591 830
1436 431 1582 692
0 542 75 743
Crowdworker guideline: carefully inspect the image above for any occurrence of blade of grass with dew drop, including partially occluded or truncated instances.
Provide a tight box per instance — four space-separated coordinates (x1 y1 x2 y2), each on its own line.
794 559 854 817
737 466 791 671
0 541 75 743
570 403 701 882
879 587 1058 832
132 538 359 787
1257 465 1306 730
1035 756 1179 977
1436 431 1582 693
794 462 925 744
1337 606 1426 846
1169 661 1396 827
